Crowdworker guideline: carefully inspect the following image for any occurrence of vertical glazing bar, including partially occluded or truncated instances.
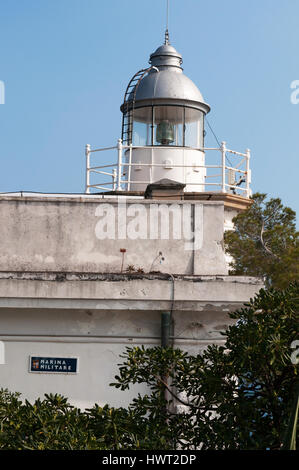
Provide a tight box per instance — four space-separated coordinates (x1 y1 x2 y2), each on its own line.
117 139 123 191
85 144 91 194
150 147 153 184
183 107 186 147
221 141 226 193
151 106 154 145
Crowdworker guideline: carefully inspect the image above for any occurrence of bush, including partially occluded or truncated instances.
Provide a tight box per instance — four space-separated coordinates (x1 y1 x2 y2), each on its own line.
0 283 298 450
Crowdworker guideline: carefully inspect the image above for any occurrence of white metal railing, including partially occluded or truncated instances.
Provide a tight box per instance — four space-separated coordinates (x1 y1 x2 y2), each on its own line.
85 139 251 197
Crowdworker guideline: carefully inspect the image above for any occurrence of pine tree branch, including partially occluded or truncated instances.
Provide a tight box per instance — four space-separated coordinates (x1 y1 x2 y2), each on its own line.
260 220 281 260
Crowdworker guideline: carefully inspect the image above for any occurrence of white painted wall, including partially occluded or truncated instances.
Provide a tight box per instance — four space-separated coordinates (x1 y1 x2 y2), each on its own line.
0 274 263 408
125 147 206 192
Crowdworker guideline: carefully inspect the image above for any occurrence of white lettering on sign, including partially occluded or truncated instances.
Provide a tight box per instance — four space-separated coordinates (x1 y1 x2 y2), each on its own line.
29 356 78 374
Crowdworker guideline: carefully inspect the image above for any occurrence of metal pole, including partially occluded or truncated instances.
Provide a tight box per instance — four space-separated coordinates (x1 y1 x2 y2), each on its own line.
85 144 91 194
221 141 226 193
165 0 170 44
246 148 251 198
161 312 171 348
117 139 122 191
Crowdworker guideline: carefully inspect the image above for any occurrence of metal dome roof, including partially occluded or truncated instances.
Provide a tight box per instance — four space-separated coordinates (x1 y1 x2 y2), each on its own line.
134 70 206 105
124 42 210 114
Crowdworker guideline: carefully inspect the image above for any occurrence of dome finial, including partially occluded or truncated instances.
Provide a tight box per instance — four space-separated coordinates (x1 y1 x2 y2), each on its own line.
164 28 170 45
164 0 170 45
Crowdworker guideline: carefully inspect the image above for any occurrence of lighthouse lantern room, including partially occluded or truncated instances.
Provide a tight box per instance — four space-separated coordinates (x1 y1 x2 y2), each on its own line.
85 33 251 198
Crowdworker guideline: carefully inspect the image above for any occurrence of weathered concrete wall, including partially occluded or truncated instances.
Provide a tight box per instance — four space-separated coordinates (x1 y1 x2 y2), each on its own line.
0 305 238 408
0 195 228 275
0 274 263 408
0 272 263 309
0 194 263 408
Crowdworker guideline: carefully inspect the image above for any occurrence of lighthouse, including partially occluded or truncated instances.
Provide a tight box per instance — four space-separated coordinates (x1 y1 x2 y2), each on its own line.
0 28 261 409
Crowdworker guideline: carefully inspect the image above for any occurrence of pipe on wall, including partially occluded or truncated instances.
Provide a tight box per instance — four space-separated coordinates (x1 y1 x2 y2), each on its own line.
161 311 171 348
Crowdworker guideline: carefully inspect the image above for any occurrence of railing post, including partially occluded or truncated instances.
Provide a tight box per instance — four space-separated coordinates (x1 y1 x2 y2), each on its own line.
112 169 117 191
128 143 133 191
117 138 123 191
221 141 226 193
246 148 251 198
85 144 91 194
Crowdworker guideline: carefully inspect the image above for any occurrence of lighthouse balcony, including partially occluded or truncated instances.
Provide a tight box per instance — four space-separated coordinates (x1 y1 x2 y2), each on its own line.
85 140 251 197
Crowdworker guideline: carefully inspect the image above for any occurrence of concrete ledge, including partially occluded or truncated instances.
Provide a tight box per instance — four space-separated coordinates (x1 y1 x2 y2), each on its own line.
0 272 263 311
0 271 263 283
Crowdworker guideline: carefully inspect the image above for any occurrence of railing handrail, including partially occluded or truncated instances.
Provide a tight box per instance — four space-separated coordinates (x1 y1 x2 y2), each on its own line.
87 144 248 157
85 140 251 197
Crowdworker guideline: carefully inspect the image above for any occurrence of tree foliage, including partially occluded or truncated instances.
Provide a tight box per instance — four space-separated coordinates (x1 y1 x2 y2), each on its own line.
111 283 299 450
0 391 104 450
0 391 142 450
0 284 298 450
224 193 299 288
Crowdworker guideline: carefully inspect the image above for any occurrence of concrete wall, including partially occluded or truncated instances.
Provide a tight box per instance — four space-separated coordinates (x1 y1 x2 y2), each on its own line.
0 274 263 408
0 195 228 275
1 302 224 409
0 305 239 409
0 194 263 408
0 336 148 409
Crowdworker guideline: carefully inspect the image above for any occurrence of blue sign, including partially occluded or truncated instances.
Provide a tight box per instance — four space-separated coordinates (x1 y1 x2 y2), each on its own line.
30 356 78 374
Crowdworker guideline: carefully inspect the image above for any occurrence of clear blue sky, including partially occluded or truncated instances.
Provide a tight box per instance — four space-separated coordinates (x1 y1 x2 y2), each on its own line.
0 0 298 217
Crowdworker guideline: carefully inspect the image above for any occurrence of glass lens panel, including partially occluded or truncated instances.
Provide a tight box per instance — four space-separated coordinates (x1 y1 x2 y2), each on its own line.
184 108 204 148
154 106 183 146
133 107 152 146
